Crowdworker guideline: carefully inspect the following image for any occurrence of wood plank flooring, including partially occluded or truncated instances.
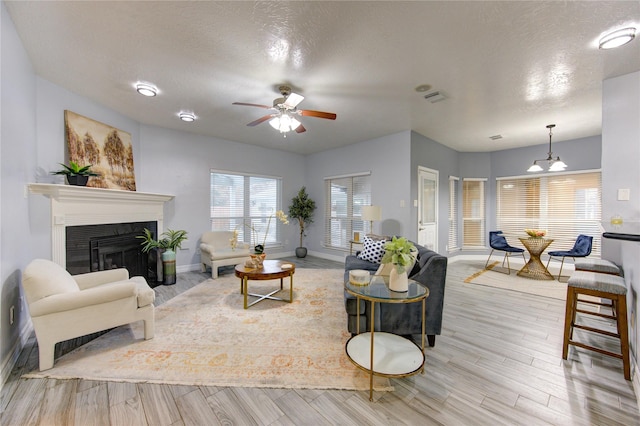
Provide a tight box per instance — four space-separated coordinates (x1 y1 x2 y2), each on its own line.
1 257 638 425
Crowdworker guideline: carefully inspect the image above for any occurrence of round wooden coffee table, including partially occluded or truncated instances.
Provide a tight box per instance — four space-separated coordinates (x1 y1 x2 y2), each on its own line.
234 260 295 309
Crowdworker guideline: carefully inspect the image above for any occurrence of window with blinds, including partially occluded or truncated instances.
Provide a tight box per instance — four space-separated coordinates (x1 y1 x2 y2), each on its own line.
324 173 372 250
496 171 602 257
462 178 486 248
210 171 284 248
448 176 459 252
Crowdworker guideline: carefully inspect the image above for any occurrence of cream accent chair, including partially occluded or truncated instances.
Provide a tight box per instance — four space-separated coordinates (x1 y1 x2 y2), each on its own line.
22 259 155 371
200 231 250 279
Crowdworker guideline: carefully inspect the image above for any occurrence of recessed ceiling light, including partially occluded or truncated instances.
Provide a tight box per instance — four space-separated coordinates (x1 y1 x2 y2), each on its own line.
135 83 158 97
179 112 196 122
599 27 636 49
415 84 432 93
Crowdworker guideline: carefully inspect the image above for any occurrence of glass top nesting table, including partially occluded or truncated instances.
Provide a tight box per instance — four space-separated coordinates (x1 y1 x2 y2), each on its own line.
344 275 429 401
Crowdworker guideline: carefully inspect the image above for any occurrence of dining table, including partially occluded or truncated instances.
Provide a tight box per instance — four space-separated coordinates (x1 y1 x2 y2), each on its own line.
517 237 555 280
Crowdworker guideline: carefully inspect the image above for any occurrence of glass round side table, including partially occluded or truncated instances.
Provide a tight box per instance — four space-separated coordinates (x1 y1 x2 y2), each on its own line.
344 275 429 401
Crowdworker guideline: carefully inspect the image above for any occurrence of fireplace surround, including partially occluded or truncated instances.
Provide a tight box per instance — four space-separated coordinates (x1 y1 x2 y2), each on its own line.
28 183 173 281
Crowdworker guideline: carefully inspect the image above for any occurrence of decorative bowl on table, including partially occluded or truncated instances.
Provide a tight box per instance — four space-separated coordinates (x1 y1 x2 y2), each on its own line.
524 229 546 238
349 269 371 286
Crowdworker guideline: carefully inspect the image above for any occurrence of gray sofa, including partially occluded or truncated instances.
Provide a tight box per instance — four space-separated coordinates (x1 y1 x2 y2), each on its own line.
344 241 448 347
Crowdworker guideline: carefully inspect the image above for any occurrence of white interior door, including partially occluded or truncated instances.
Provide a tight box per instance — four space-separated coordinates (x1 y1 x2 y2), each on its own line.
418 167 438 251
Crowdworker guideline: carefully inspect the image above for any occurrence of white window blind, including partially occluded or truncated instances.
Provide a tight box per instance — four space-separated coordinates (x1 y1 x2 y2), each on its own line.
324 173 372 250
462 178 486 248
448 176 459 252
496 171 602 257
210 171 284 248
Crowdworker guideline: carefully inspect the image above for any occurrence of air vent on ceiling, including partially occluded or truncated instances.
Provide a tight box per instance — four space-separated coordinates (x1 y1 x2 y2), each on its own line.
424 91 446 103
489 134 503 140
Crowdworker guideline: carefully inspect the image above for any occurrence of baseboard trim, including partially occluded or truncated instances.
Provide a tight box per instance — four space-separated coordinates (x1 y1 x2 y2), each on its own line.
1 320 33 387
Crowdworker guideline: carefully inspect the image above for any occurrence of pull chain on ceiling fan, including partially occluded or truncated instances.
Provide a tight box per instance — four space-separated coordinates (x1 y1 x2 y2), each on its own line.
233 85 337 136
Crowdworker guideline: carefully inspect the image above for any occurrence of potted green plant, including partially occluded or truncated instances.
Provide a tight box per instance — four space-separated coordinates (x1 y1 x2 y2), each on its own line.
51 161 100 186
381 236 416 292
288 186 316 258
137 228 188 285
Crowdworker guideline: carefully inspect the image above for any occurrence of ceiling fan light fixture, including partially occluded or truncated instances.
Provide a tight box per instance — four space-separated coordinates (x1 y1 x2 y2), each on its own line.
269 114 301 133
599 27 636 49
178 112 196 122
135 83 158 97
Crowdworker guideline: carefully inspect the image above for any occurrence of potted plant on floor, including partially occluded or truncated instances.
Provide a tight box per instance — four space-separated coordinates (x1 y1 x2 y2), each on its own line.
381 236 416 292
137 228 188 285
288 186 316 258
51 161 100 186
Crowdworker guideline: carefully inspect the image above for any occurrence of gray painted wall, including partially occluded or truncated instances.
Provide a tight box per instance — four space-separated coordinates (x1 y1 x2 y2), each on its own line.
1 1 37 370
602 70 640 379
410 131 460 253
304 131 411 260
138 125 306 266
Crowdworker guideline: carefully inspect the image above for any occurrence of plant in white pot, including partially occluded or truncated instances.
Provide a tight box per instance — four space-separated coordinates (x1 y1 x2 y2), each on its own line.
287 186 316 258
381 236 416 292
137 228 188 285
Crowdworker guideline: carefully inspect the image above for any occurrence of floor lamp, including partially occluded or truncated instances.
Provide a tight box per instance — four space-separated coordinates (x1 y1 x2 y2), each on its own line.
362 205 381 235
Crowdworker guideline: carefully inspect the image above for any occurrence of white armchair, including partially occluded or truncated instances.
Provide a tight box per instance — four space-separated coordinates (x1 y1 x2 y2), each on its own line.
200 231 251 278
22 259 155 371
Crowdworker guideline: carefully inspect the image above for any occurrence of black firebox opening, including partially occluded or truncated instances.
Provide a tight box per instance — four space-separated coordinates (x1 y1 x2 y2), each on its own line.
66 221 160 287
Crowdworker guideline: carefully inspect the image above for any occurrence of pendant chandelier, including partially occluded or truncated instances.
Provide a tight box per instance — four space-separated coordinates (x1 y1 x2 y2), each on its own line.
527 124 567 172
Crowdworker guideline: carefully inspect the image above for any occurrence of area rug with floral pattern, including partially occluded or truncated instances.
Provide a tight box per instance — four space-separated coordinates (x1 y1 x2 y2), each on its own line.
24 268 392 391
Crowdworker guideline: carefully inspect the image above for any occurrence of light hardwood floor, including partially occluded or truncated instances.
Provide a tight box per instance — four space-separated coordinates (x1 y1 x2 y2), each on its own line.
1 257 638 425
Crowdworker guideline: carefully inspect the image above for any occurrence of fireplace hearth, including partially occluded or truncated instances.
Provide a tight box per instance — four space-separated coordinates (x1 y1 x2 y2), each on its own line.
28 183 174 287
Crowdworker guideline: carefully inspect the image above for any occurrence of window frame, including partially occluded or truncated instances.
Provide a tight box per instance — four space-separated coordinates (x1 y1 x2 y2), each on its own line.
324 172 372 251
209 170 285 249
496 169 602 257
462 178 486 249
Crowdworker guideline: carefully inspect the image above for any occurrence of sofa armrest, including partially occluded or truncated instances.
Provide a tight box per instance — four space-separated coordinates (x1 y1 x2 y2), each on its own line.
74 268 130 290
29 281 137 317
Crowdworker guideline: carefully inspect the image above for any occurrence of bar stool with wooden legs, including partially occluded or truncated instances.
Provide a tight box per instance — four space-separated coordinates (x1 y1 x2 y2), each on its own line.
573 259 623 317
563 270 630 380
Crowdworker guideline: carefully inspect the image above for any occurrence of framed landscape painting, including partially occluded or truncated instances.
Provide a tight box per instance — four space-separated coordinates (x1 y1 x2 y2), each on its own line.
64 110 136 191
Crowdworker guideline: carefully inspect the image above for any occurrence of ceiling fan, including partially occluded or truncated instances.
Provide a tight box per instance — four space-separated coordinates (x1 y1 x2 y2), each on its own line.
233 85 337 135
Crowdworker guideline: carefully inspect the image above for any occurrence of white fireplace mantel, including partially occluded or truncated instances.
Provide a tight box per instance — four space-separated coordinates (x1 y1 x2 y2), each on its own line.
29 183 174 266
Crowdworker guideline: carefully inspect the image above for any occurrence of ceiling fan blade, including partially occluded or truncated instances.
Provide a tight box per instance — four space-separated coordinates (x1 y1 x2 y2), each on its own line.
295 123 307 133
233 102 272 109
299 110 337 120
283 92 304 108
247 115 273 127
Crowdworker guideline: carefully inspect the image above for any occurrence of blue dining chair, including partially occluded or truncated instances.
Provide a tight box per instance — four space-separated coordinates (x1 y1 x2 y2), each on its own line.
546 234 593 280
485 231 526 274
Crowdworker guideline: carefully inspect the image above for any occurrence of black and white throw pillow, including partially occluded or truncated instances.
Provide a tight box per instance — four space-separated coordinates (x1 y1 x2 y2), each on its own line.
357 235 387 264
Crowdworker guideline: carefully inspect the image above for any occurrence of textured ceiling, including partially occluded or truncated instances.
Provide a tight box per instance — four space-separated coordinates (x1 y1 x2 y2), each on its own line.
5 1 640 155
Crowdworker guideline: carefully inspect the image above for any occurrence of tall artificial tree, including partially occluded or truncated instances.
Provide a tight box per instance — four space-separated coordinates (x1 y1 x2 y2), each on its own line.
288 187 316 248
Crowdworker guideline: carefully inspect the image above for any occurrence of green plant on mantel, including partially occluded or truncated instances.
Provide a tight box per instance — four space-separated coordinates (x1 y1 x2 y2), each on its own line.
51 161 100 177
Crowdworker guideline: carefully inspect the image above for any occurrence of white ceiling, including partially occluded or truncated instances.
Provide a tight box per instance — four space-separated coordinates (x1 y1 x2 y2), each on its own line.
5 1 640 155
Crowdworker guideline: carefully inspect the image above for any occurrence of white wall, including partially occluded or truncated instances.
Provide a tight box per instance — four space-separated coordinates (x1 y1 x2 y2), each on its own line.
601 71 640 382
1 0 37 377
